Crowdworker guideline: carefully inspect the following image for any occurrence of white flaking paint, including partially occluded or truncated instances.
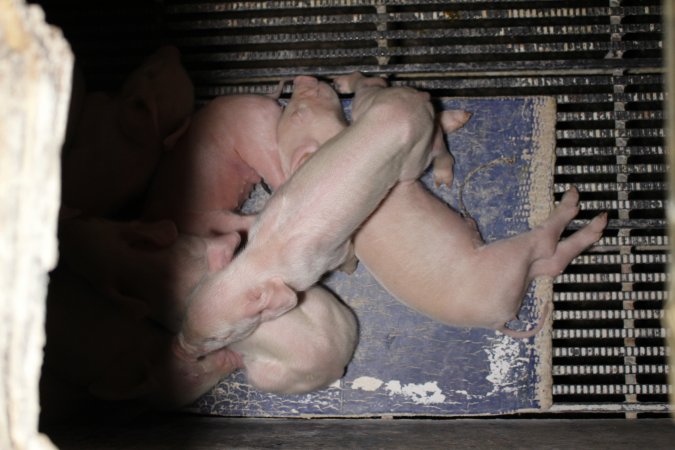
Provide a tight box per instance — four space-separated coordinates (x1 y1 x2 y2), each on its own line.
384 380 446 405
351 376 384 392
484 334 525 395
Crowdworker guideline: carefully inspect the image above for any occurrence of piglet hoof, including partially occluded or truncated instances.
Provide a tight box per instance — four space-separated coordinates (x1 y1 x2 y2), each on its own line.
440 110 472 133
432 153 454 188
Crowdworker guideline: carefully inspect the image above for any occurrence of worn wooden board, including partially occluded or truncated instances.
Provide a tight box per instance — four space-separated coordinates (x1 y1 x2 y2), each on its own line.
194 96 556 417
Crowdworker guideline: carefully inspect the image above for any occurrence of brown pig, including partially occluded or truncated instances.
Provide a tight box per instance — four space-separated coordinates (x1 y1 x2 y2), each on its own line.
57 214 241 332
62 46 194 217
176 82 441 358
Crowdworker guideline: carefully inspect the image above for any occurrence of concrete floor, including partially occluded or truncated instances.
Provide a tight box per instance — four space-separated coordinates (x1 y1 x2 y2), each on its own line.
45 414 675 450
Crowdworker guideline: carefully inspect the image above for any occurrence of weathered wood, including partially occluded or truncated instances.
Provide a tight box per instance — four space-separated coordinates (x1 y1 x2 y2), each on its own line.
0 0 73 448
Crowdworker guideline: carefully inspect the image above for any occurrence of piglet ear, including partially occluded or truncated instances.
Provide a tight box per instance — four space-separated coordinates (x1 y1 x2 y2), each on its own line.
162 116 191 150
118 93 159 146
247 277 298 322
121 220 179 250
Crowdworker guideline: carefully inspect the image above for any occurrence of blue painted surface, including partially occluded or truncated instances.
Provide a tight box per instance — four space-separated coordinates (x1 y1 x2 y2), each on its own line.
196 96 555 417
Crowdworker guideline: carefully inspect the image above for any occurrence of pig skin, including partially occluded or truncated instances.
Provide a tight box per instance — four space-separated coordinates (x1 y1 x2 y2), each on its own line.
229 285 358 395
177 82 440 357
335 72 608 337
61 46 194 217
265 72 605 338
143 93 286 236
42 268 357 420
275 75 349 182
354 183 607 337
42 267 243 417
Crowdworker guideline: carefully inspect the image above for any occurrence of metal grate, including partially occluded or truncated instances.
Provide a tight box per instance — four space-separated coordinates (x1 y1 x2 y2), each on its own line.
34 0 669 417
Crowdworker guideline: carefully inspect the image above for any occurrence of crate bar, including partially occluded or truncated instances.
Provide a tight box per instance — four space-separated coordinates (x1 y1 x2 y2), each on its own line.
167 24 661 47
556 183 667 195
553 364 668 376
556 273 666 284
554 310 664 321
555 164 667 175
553 384 670 395
555 291 666 302
549 403 671 413
567 253 669 265
553 328 665 340
554 346 668 357
181 41 661 64
556 147 664 158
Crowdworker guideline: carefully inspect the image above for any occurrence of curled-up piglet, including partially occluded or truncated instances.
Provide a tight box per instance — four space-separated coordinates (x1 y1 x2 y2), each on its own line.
176 81 442 358
62 46 194 217
228 285 358 394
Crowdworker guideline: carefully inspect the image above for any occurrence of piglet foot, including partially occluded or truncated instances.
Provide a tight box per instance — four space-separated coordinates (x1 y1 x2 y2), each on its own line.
439 110 472 133
529 211 608 278
432 151 454 187
535 187 581 246
333 72 387 94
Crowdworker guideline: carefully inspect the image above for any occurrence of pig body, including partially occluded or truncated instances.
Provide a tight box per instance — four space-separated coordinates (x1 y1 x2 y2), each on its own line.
177 82 440 357
275 76 349 183
229 285 358 394
42 268 356 421
334 73 608 337
62 46 194 217
255 72 606 338
354 183 607 337
58 215 241 332
42 267 242 417
143 94 286 235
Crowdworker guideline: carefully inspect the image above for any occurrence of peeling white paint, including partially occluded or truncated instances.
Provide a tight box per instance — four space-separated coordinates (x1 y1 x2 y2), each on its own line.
351 376 384 392
385 380 446 405
484 334 523 395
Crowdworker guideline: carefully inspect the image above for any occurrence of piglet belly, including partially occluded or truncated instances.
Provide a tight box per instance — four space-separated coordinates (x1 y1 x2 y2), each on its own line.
354 181 488 326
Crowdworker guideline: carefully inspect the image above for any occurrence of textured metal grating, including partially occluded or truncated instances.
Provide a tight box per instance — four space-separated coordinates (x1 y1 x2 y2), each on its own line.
33 0 668 417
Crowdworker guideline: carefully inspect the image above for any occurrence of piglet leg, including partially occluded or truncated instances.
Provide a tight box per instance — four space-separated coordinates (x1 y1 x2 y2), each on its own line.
335 72 470 187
